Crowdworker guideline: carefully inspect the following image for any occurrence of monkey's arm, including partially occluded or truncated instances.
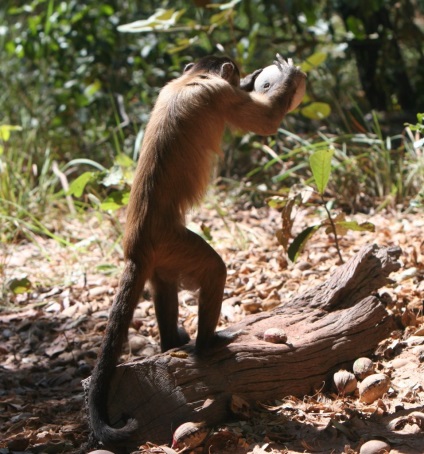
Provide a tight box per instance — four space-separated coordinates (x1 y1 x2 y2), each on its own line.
227 58 305 135
227 56 306 135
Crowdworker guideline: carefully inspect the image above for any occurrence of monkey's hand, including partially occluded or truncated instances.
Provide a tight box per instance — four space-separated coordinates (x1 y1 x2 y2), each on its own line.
273 53 296 71
240 68 264 92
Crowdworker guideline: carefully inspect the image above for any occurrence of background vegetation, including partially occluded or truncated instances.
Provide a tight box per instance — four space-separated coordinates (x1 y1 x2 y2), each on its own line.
1 0 423 246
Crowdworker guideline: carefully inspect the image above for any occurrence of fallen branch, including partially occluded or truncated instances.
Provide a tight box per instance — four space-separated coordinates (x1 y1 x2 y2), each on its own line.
86 244 401 450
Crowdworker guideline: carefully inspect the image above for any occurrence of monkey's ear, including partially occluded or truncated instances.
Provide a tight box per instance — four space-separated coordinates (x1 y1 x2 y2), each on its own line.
184 62 195 72
220 62 236 82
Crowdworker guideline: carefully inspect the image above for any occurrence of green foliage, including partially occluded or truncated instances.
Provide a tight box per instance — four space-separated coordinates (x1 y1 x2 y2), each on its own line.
7 276 32 295
406 113 424 145
301 103 331 120
66 153 135 211
273 147 375 262
1 0 423 248
0 123 63 242
309 147 334 194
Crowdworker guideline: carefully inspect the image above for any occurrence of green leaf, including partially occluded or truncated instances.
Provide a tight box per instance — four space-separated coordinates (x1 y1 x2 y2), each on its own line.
115 153 135 168
210 10 234 26
96 264 119 274
300 52 327 73
200 223 213 241
100 190 130 211
0 125 22 141
8 276 32 294
100 5 114 16
335 221 375 233
288 225 320 262
309 148 334 195
301 102 331 120
267 196 288 209
346 16 366 39
68 172 96 197
84 79 102 100
168 37 193 54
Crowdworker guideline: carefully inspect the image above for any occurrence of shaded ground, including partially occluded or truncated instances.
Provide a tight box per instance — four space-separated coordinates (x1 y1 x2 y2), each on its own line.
1 198 423 453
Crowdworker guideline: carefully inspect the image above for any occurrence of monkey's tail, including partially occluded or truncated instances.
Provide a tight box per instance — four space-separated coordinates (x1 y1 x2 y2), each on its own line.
88 261 148 446
88 377 138 445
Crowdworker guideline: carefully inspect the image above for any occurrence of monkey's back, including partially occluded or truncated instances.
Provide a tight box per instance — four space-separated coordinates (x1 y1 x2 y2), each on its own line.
123 73 232 258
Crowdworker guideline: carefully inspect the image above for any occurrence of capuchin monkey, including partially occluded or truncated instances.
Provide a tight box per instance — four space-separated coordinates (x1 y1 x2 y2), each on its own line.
89 55 306 447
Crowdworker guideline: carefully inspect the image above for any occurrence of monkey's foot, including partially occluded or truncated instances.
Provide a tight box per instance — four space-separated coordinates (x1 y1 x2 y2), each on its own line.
177 325 190 345
161 326 190 352
195 329 244 354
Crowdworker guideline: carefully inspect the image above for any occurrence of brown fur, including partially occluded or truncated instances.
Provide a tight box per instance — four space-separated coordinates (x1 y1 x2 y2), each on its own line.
88 56 305 448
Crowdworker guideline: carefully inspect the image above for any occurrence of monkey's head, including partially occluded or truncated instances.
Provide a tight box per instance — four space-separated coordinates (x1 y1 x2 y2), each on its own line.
184 56 241 87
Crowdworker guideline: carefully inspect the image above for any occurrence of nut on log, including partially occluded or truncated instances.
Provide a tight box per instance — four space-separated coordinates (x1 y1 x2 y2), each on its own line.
359 373 390 404
263 328 287 344
171 421 209 450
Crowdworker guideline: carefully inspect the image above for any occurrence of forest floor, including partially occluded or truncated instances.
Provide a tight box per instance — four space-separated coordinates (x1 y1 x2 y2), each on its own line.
1 196 423 454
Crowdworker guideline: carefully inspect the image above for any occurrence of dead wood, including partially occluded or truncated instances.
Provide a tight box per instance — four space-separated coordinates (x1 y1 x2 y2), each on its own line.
87 244 401 449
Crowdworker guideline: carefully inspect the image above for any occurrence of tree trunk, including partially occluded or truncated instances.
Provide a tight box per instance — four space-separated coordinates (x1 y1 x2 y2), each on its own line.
336 2 417 111
86 244 401 450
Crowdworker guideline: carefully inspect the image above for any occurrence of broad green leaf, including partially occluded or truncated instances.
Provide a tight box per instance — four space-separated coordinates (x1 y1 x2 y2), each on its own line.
309 148 334 195
68 172 96 197
300 52 327 72
8 276 32 294
100 190 130 211
288 225 320 262
301 102 331 120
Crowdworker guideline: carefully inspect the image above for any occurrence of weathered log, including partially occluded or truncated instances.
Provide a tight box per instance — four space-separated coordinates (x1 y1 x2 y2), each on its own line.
88 244 401 450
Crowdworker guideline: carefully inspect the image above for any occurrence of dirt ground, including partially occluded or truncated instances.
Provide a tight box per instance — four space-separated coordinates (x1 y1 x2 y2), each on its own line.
1 199 423 454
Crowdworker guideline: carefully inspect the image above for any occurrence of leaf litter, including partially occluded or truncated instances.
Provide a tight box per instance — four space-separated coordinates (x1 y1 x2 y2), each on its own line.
0 197 423 453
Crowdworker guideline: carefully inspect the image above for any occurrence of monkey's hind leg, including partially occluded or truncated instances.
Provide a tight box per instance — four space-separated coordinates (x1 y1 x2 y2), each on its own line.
171 229 227 352
150 274 190 352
